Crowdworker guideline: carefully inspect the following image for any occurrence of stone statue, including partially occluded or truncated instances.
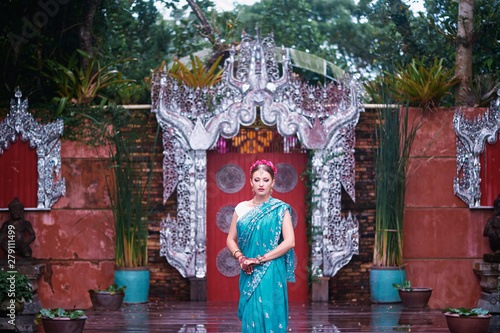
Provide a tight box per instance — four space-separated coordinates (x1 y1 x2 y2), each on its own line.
0 197 36 258
484 194 500 262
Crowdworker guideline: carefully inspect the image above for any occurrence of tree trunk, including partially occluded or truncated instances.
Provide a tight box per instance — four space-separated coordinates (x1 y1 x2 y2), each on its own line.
455 0 474 105
186 0 215 43
79 0 100 69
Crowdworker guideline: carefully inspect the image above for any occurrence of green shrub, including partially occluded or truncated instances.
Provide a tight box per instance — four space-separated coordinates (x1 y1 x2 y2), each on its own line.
385 58 460 111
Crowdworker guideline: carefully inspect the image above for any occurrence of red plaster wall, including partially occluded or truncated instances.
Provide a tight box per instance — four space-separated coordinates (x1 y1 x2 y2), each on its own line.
0 141 116 309
404 107 492 309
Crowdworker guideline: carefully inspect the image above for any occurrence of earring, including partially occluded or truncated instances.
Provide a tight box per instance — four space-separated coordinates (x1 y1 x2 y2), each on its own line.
270 188 273 195
252 189 255 196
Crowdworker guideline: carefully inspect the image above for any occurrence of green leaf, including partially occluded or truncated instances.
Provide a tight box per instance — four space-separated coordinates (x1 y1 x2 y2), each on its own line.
54 308 66 317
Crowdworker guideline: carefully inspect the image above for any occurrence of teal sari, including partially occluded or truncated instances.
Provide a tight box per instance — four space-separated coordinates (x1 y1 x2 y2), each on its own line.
237 198 295 333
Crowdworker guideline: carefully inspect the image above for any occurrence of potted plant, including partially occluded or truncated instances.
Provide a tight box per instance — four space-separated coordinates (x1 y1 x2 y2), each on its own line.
35 308 87 333
0 270 33 316
444 307 491 333
107 120 160 303
393 280 432 308
66 104 159 305
370 92 421 303
88 284 126 311
62 104 159 304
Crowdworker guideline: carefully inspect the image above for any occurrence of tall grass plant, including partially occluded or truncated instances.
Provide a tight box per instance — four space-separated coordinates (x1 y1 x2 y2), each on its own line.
373 86 421 267
107 123 160 268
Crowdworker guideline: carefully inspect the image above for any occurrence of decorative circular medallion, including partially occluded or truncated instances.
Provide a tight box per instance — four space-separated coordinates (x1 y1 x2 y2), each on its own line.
216 248 240 277
273 163 298 193
216 164 245 194
216 205 235 233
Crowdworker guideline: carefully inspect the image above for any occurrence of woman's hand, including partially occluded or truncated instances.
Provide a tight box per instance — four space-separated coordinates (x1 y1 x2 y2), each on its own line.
238 255 252 274
244 258 260 266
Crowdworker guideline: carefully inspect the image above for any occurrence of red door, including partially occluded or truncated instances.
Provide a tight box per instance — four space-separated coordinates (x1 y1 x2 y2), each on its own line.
206 152 309 302
0 136 38 208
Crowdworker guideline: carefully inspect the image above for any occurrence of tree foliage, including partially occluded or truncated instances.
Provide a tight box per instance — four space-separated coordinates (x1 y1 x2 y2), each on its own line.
1 0 499 110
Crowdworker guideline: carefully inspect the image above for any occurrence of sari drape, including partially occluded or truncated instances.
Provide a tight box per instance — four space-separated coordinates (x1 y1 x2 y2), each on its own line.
236 198 295 333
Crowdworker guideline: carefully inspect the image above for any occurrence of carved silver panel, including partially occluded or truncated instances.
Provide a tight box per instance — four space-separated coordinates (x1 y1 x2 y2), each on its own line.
216 205 235 233
311 325 341 333
162 129 178 203
155 29 363 279
216 248 240 277
216 164 245 194
453 99 500 207
0 89 65 209
178 324 207 333
309 150 359 278
151 29 364 152
274 163 298 193
160 150 207 278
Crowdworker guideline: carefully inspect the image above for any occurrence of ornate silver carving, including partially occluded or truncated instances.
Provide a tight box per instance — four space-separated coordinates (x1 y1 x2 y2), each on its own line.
0 89 65 209
155 29 363 279
216 248 240 277
178 324 207 333
151 29 364 152
216 205 235 233
162 129 178 203
453 100 500 207
215 164 245 194
159 150 207 278
309 150 359 277
312 325 341 333
274 163 298 193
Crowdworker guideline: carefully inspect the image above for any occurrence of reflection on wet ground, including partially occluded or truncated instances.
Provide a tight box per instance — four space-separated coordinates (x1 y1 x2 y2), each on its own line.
80 300 459 332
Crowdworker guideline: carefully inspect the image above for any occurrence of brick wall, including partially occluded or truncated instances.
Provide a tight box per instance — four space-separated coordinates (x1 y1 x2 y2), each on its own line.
330 108 377 304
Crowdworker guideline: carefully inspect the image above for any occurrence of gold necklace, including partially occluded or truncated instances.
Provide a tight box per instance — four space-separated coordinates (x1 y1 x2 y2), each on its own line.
252 196 268 206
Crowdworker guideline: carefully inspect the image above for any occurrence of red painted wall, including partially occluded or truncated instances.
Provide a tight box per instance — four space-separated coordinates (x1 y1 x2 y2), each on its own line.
404 107 491 309
0 141 115 309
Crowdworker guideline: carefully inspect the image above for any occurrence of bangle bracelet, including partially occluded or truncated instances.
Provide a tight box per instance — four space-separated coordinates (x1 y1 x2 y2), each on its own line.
232 249 242 259
257 254 264 264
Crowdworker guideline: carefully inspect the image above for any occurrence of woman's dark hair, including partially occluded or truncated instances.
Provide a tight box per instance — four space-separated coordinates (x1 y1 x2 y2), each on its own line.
250 164 275 179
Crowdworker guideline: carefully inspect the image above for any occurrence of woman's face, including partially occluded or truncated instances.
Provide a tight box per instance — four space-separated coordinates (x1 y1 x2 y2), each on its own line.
250 168 275 197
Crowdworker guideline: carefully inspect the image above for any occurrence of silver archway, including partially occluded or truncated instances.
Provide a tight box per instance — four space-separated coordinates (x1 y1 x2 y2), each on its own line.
151 30 363 280
0 89 65 209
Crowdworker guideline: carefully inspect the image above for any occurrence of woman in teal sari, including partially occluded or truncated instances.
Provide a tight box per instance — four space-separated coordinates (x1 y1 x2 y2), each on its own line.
227 159 295 333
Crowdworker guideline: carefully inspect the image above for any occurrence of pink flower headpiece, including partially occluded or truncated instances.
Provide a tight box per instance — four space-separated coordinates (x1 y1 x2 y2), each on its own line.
250 159 277 175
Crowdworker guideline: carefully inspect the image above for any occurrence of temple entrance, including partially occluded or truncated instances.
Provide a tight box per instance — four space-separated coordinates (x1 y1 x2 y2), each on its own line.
206 129 309 302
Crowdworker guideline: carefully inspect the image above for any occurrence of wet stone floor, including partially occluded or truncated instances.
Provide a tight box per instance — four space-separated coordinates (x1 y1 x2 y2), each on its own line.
76 300 463 333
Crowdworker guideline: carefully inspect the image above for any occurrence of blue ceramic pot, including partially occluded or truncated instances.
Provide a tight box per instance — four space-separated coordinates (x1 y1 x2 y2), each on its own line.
370 266 406 303
114 267 149 303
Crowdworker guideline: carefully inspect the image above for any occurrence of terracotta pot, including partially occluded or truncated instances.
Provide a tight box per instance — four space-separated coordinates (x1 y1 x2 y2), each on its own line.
445 313 491 333
398 288 432 308
41 316 87 333
89 291 125 311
